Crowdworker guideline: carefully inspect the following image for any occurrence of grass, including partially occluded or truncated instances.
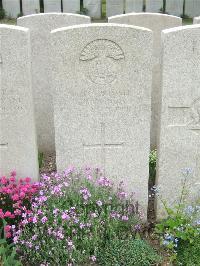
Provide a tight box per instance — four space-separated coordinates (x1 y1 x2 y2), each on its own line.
0 18 16 25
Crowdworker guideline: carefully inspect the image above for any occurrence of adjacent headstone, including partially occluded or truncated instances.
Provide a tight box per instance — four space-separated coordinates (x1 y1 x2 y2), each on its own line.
157 25 200 218
193 16 200 24
0 25 38 181
22 0 40 16
166 0 183 17
83 0 101 18
125 0 143 13
2 0 20 18
43 0 61 13
63 0 80 13
185 0 200 18
17 14 91 153
51 24 153 214
146 0 163 13
106 0 124 17
108 13 182 148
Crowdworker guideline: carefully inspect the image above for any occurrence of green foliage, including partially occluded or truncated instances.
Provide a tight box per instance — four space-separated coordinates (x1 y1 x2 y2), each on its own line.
79 7 88 15
149 150 157 181
17 12 23 18
98 239 162 266
38 152 44 169
0 221 21 266
177 236 200 266
0 8 6 20
155 169 200 262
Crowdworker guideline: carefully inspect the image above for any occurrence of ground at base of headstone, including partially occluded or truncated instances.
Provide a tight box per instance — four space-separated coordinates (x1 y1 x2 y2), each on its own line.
39 152 56 174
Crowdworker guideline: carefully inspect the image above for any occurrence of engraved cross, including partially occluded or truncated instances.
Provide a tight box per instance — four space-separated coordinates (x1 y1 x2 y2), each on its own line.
83 123 124 173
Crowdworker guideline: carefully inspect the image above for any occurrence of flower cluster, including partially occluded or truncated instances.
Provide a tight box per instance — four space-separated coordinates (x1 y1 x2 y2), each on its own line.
14 167 142 265
0 171 39 238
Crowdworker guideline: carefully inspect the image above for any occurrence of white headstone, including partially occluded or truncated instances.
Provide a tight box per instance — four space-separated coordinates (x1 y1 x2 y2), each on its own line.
51 24 153 214
157 25 200 218
193 16 200 24
166 0 183 17
63 0 80 13
43 0 61 13
2 0 20 18
0 25 38 181
126 0 143 13
106 0 124 17
146 0 163 13
17 14 91 153
22 0 40 16
108 13 182 148
83 0 101 18
185 0 200 18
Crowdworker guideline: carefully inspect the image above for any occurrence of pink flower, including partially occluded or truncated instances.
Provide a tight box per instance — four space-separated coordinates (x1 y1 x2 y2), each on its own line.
0 209 4 219
6 232 12 238
19 192 25 199
25 177 31 183
4 225 11 232
4 211 12 218
12 194 19 201
9 176 16 182
10 171 17 177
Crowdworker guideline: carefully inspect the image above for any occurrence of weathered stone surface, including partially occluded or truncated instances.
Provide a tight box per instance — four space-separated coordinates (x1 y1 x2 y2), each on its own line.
2 0 20 18
51 24 153 214
17 14 91 153
185 0 200 18
22 0 40 15
108 13 182 149
146 0 163 13
0 25 38 181
166 0 183 17
43 0 61 13
194 16 200 24
125 0 143 13
106 0 124 17
157 25 200 218
63 0 80 13
83 0 101 18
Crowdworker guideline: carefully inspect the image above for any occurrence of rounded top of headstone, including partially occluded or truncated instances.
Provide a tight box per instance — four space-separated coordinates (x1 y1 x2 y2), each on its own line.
162 23 200 35
51 23 152 34
0 24 29 33
109 12 182 22
17 13 91 26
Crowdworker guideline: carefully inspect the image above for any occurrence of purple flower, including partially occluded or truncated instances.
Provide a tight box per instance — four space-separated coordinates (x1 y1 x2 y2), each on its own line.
134 224 141 231
32 235 38 240
91 212 97 218
117 191 127 200
64 166 75 176
79 223 85 229
61 212 70 221
121 215 129 221
41 216 48 224
80 187 91 201
53 208 59 216
96 200 103 207
91 255 96 262
97 176 112 187
32 216 38 224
